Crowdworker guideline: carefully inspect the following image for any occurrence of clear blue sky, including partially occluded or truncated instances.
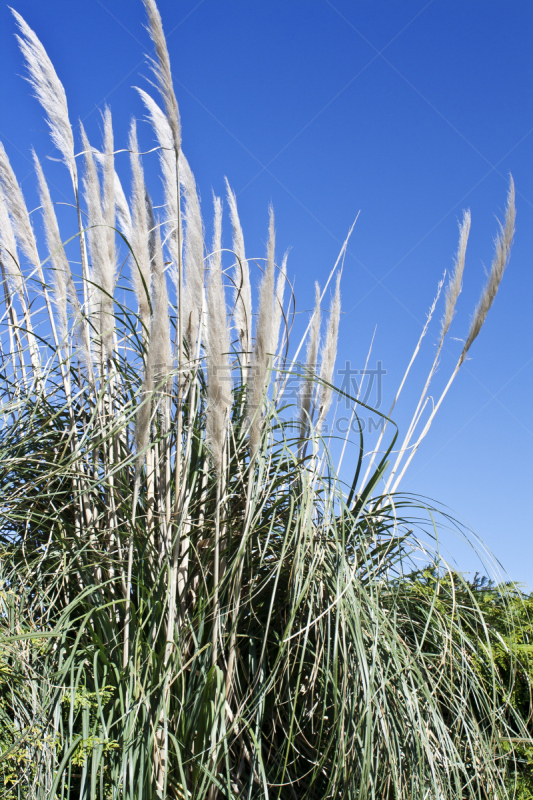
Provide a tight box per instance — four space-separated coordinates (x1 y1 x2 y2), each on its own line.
1 1 532 585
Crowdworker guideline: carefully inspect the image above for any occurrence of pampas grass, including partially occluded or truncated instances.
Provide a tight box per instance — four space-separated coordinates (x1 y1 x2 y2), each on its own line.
180 153 205 351
33 152 75 340
440 209 471 342
463 177 515 356
0 180 22 293
317 272 341 430
206 196 231 474
299 282 321 442
271 251 287 360
11 8 77 186
225 178 252 356
247 206 275 455
127 120 151 328
143 0 181 155
0 3 527 798
385 183 515 495
0 142 40 273
137 88 181 296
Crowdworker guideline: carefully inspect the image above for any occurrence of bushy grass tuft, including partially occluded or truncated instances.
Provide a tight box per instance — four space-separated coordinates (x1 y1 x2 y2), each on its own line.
0 2 528 798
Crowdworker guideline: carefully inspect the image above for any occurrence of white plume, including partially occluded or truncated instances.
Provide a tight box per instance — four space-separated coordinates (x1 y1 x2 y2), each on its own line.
247 207 275 454
0 141 40 270
462 178 515 360
271 251 288 358
12 9 77 186
180 153 204 350
145 195 171 427
136 89 180 280
81 124 115 353
206 195 231 472
440 210 470 342
142 0 181 153
300 283 321 441
225 178 251 355
114 170 132 245
128 120 151 328
102 107 116 272
317 273 341 429
0 182 22 295
34 152 79 338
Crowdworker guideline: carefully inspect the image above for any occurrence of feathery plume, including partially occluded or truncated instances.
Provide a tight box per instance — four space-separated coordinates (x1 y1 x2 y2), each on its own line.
146 195 171 424
11 9 77 186
180 153 204 349
33 152 79 338
136 194 171 463
387 180 516 495
440 210 471 342
0 142 40 270
299 283 321 441
128 120 151 327
271 251 288 358
142 0 181 153
462 178 515 360
247 207 275 454
225 178 252 354
114 170 132 244
386 215 470 489
0 180 41 378
102 107 116 272
206 195 231 472
135 344 153 468
0 181 21 293
136 89 180 277
81 124 115 352
0 143 66 378
317 272 341 428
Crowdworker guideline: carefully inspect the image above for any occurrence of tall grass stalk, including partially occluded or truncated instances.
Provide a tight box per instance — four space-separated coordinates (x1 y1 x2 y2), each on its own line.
0 3 527 798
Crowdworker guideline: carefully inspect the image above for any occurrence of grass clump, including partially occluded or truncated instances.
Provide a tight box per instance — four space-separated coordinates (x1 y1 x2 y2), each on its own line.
0 1 529 797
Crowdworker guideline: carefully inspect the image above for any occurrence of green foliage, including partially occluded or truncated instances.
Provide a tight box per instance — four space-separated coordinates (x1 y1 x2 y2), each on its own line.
402 569 533 796
1 381 531 797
